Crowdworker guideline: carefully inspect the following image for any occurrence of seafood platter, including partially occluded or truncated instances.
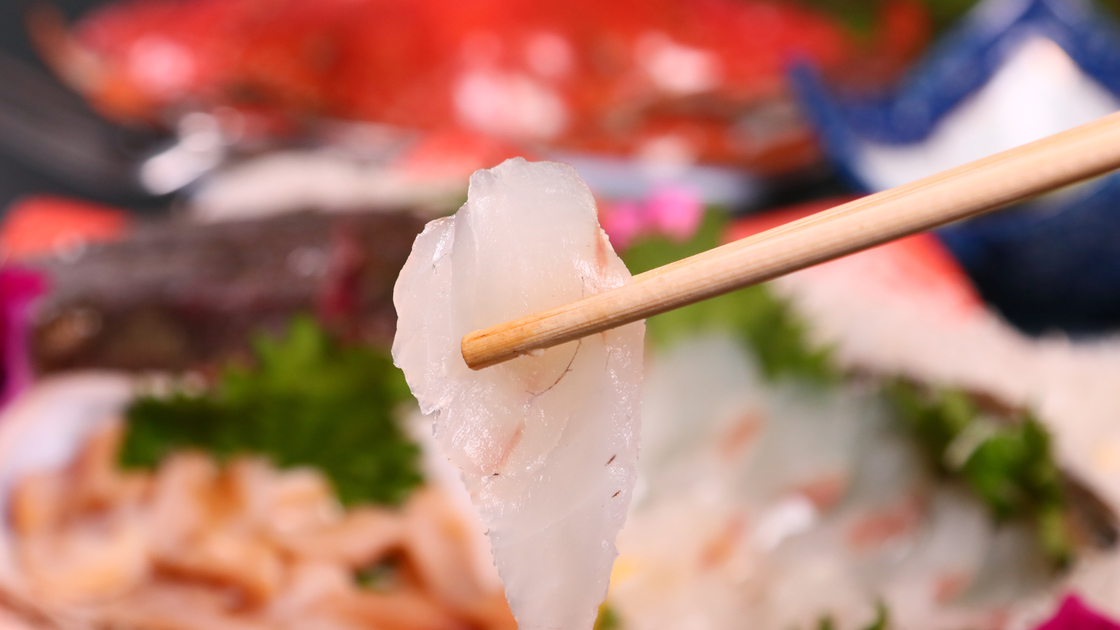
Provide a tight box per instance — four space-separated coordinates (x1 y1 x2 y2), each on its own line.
2 0 1120 629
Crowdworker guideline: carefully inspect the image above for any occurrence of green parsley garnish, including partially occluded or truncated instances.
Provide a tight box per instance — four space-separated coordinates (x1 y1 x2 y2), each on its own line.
884 380 1072 567
621 212 836 385
119 316 423 506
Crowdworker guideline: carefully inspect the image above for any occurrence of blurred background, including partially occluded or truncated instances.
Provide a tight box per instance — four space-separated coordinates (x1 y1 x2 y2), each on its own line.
6 0 1120 343
5 0 1120 629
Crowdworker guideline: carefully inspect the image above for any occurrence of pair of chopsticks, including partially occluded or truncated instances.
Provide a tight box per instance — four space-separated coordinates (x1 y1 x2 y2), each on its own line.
462 111 1120 370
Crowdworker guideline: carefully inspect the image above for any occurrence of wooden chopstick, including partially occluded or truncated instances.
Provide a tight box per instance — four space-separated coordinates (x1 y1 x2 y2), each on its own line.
461 110 1120 370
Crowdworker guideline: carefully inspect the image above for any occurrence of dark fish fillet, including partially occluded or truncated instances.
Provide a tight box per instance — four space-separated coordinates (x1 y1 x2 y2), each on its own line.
25 211 426 373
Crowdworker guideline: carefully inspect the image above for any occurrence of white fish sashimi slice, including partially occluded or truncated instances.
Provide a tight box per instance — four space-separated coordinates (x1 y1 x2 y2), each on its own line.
393 158 645 630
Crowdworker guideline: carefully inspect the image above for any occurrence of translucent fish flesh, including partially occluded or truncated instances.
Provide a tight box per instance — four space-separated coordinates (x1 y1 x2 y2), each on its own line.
392 158 645 630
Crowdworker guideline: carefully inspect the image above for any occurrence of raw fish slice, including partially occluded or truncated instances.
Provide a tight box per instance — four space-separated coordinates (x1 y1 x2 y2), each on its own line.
393 158 644 630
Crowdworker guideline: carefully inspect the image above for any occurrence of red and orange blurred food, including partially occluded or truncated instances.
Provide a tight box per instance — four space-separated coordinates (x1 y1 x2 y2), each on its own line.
34 0 929 173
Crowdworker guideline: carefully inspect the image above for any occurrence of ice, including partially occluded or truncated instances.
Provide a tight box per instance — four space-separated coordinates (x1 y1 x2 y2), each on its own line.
392 158 645 630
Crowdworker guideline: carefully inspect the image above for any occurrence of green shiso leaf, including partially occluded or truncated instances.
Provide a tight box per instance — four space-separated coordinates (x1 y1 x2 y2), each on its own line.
119 316 423 507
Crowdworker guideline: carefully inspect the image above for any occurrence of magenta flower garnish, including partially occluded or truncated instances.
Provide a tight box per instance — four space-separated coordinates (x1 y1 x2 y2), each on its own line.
1036 595 1120 630
0 267 46 407
601 186 703 250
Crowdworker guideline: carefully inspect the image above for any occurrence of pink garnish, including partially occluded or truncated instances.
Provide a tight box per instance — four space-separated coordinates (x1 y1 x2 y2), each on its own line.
601 186 703 250
0 267 46 407
1036 595 1120 630
601 200 644 250
646 186 704 242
